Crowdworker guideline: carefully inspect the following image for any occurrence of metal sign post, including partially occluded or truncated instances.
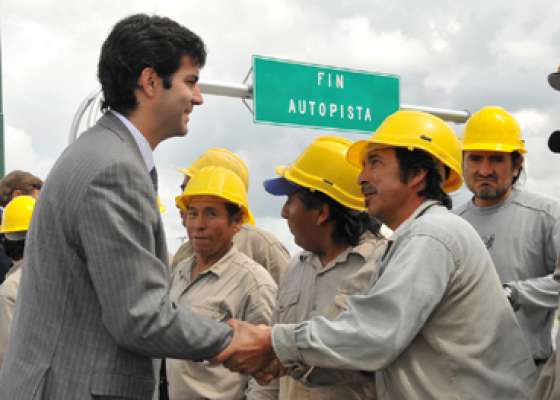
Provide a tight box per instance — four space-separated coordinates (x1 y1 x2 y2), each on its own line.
69 56 471 143
0 30 5 177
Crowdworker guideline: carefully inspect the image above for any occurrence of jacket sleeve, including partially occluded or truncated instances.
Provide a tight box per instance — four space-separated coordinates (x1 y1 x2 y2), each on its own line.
507 218 560 309
507 274 560 309
78 162 232 360
271 234 455 371
245 278 278 400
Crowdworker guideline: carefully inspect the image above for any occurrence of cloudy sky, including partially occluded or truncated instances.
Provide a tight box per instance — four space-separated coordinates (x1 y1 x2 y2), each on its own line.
3 0 560 254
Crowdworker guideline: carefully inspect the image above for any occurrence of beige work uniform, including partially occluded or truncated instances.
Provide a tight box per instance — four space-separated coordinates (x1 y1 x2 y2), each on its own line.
166 246 277 400
0 259 22 368
172 224 290 284
271 233 386 400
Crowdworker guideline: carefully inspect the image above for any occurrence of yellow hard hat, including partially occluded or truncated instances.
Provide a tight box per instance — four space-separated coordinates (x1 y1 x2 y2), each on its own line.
178 148 250 190
462 106 526 154
175 166 253 224
263 136 366 211
0 195 36 233
347 110 463 193
156 196 166 213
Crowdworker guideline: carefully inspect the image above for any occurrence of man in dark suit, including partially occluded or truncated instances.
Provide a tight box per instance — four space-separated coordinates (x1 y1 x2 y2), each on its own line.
0 14 232 400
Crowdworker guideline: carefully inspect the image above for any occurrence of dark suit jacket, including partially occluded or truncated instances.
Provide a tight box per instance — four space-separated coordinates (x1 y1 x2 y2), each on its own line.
0 113 231 399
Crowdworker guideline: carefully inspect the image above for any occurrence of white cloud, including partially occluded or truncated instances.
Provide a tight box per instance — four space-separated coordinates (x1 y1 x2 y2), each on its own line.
513 109 550 137
5 125 56 180
317 16 429 72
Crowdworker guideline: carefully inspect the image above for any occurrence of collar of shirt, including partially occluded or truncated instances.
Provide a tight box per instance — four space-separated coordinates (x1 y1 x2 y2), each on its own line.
178 244 240 283
391 200 441 239
111 110 155 172
298 242 370 275
466 187 520 216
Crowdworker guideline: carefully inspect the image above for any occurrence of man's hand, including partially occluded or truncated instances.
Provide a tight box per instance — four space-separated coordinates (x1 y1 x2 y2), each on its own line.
253 356 289 385
210 319 275 375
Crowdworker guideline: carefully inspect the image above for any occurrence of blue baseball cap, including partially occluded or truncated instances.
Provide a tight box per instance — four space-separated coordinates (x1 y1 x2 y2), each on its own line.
263 177 301 196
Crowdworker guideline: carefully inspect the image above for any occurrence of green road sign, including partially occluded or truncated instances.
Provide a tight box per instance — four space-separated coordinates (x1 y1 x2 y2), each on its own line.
252 55 400 134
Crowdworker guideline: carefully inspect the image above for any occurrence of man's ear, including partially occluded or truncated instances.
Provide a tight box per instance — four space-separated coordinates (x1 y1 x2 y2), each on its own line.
137 67 160 97
316 203 330 226
407 169 428 191
512 154 524 178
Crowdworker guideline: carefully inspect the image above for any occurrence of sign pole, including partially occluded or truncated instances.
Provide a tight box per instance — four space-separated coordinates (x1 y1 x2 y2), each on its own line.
0 28 5 177
198 81 470 124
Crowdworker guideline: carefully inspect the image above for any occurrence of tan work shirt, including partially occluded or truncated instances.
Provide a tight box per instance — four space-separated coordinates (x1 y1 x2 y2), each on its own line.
172 224 290 284
272 233 386 400
0 259 22 368
166 246 277 400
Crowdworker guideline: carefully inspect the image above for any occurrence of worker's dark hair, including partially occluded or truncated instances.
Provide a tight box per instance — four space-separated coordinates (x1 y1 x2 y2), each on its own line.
0 170 42 207
297 189 375 246
3 238 25 261
395 148 452 209
511 151 524 185
98 14 206 115
225 202 243 224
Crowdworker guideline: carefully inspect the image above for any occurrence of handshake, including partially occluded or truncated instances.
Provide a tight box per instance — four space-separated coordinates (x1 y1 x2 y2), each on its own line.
210 319 288 385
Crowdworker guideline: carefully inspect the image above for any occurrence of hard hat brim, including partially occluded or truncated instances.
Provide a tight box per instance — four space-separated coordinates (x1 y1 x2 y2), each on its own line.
347 140 398 168
549 72 560 91
175 193 252 224
462 143 527 154
346 140 370 168
177 167 192 177
263 177 301 196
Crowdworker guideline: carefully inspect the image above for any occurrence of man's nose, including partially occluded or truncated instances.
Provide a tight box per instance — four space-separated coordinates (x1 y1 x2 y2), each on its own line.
281 201 289 220
192 84 203 106
478 159 494 176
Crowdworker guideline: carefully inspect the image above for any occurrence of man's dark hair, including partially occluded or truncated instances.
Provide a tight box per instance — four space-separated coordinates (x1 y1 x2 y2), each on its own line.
0 170 43 207
511 151 524 185
297 189 378 246
225 203 243 224
98 14 207 115
395 148 452 209
3 238 25 261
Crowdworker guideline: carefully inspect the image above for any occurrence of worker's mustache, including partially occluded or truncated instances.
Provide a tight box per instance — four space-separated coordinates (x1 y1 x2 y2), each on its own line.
361 184 378 196
474 173 498 181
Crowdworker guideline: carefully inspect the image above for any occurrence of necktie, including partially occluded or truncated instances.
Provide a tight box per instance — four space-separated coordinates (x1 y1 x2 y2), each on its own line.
150 166 168 399
149 167 158 193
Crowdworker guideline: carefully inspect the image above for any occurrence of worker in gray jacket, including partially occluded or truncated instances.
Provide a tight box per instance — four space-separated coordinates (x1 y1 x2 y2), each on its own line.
455 106 560 367
532 64 560 400
214 110 537 400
